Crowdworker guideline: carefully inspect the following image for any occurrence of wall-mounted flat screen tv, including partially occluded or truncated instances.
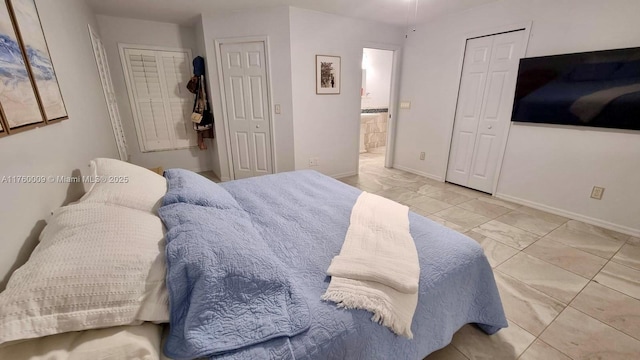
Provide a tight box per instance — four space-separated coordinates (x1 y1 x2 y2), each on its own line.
512 47 640 131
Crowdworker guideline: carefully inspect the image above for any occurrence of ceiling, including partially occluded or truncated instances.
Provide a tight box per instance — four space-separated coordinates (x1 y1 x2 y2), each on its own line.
86 0 500 27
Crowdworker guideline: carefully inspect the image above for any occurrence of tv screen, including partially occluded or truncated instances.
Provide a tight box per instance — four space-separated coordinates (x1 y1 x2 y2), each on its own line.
511 47 640 131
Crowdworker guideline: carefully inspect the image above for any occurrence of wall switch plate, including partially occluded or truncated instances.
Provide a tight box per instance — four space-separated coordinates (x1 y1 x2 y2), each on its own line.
309 157 319 167
400 101 411 109
420 152 425 160
590 186 605 200
275 104 281 114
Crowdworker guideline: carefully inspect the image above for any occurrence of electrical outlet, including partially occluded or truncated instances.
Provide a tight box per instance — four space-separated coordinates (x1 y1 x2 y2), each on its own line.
590 186 605 200
420 152 425 160
309 157 319 167
275 104 281 114
400 101 411 109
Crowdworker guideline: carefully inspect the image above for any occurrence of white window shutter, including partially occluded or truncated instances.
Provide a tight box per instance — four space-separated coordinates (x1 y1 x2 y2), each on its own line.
121 46 195 152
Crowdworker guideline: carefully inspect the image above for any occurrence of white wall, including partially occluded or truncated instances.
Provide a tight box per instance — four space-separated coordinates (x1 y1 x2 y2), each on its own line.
290 8 404 177
96 15 213 172
394 0 640 234
361 48 393 109
201 6 295 181
0 0 118 288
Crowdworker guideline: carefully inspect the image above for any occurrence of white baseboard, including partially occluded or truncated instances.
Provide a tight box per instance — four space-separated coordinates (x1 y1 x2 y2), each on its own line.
495 193 640 238
331 170 357 179
189 167 212 173
220 176 232 182
392 164 445 182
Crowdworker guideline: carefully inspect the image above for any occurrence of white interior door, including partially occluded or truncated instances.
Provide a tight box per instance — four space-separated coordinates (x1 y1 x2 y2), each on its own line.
88 25 128 161
447 30 525 193
220 41 273 179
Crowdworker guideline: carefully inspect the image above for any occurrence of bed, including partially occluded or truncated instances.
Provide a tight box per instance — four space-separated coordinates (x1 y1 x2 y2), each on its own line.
0 158 507 359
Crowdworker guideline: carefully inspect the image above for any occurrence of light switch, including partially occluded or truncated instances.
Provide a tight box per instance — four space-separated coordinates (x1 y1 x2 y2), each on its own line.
275 104 281 114
400 101 411 109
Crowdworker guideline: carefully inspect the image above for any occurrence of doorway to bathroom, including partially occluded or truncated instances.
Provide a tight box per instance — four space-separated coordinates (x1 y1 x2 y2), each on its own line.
359 48 395 174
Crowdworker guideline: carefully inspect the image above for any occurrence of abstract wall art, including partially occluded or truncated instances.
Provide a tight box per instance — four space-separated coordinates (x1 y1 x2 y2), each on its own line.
0 0 67 136
9 0 66 122
0 0 43 131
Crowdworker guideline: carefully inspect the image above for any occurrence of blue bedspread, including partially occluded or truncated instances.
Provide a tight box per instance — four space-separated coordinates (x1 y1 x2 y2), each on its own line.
159 169 507 359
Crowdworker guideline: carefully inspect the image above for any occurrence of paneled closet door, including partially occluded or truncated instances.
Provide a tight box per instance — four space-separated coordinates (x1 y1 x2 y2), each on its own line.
220 41 273 179
447 30 525 193
446 36 493 188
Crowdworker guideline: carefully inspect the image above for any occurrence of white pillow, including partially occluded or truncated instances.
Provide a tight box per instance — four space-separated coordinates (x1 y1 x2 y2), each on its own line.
0 323 163 360
80 158 167 213
0 202 169 345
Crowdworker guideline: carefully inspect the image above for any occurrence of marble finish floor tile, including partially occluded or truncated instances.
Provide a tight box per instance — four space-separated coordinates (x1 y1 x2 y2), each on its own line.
424 344 468 360
515 206 569 225
519 339 571 360
434 207 492 229
399 179 440 192
410 206 432 218
338 175 358 185
375 187 424 205
422 189 476 205
443 183 489 198
473 220 539 250
458 199 513 218
565 220 630 242
524 238 607 278
198 171 221 183
540 307 640 360
497 253 589 303
612 241 640 271
357 156 640 358
413 183 441 194
594 262 640 299
493 271 566 336
495 210 561 237
465 231 519 268
476 197 522 210
406 196 453 214
389 171 424 181
571 282 640 340
451 322 535 360
427 215 469 233
545 223 626 259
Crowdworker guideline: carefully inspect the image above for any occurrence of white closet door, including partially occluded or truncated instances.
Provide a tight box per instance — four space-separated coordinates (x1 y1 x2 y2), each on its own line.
447 30 525 193
220 41 273 179
88 25 128 161
446 36 493 187
467 31 525 192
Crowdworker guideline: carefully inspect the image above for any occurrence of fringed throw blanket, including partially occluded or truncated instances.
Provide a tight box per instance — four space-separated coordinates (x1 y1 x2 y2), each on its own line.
322 192 420 338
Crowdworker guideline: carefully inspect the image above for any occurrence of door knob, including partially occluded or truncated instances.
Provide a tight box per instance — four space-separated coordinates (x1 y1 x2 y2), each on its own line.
256 125 260 128
488 125 492 129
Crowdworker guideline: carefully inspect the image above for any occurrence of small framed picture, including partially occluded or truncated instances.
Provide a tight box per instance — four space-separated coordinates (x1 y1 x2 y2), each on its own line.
316 55 341 95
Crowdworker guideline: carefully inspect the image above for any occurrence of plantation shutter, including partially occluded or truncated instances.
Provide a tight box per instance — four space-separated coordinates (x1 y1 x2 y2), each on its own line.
121 47 196 152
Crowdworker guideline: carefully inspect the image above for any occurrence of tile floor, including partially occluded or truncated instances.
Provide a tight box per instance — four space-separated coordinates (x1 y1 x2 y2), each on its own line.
199 171 221 183
339 149 640 360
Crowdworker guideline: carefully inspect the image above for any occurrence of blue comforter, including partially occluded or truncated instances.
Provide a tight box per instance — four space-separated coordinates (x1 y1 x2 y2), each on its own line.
159 169 507 359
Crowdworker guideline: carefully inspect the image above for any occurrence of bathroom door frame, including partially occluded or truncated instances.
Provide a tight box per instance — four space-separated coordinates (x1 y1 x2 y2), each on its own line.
356 43 402 174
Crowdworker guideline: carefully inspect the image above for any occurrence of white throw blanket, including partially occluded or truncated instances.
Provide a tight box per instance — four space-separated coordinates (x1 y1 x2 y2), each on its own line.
322 192 420 338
